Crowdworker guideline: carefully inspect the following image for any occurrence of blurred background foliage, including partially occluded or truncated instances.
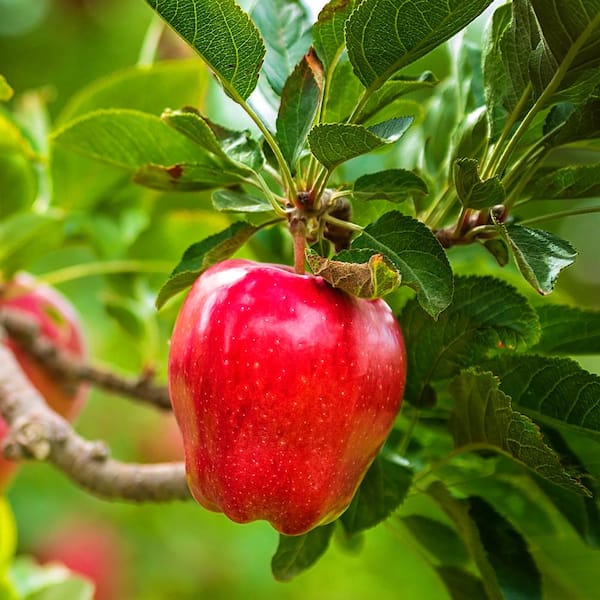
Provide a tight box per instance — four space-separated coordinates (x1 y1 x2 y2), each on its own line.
1 0 599 598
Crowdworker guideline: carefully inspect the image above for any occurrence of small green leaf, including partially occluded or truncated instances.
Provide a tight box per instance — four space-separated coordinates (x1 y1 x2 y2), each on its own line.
497 222 577 295
155 221 260 309
453 158 505 209
399 275 540 405
355 71 439 124
145 0 265 100
271 524 335 582
484 354 600 441
133 163 247 191
532 304 600 355
528 164 600 200
435 567 487 600
0 75 13 101
251 0 312 95
449 370 589 495
276 49 323 173
308 117 413 169
313 0 356 71
323 60 364 122
306 251 401 299
351 211 452 317
0 498 16 574
340 456 412 534
345 0 493 90
352 169 428 203
212 190 274 213
52 109 218 170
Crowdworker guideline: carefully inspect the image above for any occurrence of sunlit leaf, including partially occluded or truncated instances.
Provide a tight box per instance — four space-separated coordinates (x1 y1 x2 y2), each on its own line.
351 211 453 318
449 369 589 494
145 0 265 100
313 0 356 71
345 0 493 90
399 275 539 404
133 163 247 191
308 117 413 169
271 524 335 581
212 190 274 213
0 75 13 102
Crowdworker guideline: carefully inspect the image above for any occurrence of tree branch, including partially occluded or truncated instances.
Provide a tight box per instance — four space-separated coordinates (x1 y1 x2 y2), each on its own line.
0 338 191 502
0 308 172 411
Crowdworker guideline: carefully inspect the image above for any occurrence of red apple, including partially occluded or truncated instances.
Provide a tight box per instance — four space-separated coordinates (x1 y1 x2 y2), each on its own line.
168 259 407 535
0 272 88 490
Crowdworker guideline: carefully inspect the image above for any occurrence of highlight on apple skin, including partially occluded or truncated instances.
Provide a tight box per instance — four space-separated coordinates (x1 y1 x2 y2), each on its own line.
168 259 407 536
0 272 88 491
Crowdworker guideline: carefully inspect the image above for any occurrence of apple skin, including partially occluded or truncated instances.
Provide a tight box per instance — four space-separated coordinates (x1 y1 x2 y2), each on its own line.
0 273 87 491
168 259 407 535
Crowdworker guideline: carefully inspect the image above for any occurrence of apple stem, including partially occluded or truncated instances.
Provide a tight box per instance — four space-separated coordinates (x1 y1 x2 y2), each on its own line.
290 217 307 275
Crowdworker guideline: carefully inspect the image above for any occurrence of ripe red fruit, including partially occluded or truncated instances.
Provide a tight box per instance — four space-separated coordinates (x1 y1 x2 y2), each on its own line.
0 273 87 490
168 259 406 535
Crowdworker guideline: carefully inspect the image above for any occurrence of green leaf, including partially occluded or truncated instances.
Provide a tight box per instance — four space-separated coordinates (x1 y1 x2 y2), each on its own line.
345 0 493 91
497 223 577 295
402 515 469 567
0 75 13 101
352 169 428 203
484 354 600 441
308 117 413 169
399 275 540 405
155 221 260 309
276 50 323 173
355 72 439 124
322 59 364 122
449 369 589 495
453 157 505 209
528 164 600 200
52 109 219 170
427 482 506 600
313 0 356 72
306 251 401 299
145 0 265 101
547 93 600 147
351 211 453 318
271 524 335 582
251 0 312 95
132 163 247 191
435 567 487 600
0 498 16 574
56 59 209 125
340 456 412 534
467 496 543 600
532 304 600 355
212 190 274 213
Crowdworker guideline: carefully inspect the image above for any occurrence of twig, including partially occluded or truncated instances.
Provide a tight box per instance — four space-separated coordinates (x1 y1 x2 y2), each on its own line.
0 340 190 502
0 308 172 411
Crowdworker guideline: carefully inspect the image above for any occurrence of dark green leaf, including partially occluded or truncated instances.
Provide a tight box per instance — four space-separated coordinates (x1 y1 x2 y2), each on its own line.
495 222 577 295
453 157 505 209
399 275 540 404
351 211 453 318
132 163 247 191
355 71 439 124
340 456 412 534
52 109 219 170
528 164 600 200
435 566 487 600
307 251 401 299
449 369 589 495
402 515 469 566
468 496 543 600
251 0 312 95
276 50 323 172
451 107 489 165
155 221 260 309
145 0 265 100
345 0 493 91
313 0 356 72
484 354 600 441
427 482 505 600
547 93 600 147
308 117 413 169
212 190 274 213
352 169 428 202
532 304 600 355
481 237 510 267
271 524 335 582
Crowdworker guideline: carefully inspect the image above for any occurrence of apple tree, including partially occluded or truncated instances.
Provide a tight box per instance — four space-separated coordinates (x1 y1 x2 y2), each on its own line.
1 0 600 597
